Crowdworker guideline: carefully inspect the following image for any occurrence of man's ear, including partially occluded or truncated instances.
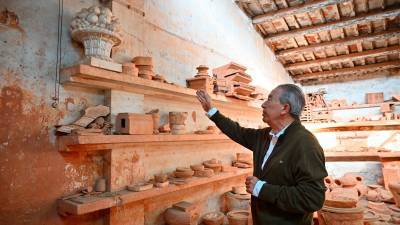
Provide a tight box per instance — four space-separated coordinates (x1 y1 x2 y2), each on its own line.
281 104 290 115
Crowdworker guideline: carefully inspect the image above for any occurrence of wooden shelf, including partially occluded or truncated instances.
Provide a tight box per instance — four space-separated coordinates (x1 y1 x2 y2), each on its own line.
325 151 400 161
58 134 232 152
60 64 262 113
313 102 400 111
58 168 252 216
304 120 400 132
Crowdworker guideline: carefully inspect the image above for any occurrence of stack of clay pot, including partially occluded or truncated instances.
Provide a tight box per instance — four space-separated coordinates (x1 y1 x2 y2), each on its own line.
201 212 225 225
164 201 199 225
320 174 368 224
186 65 214 93
226 209 251 225
169 112 188 135
174 167 194 179
225 186 251 212
324 173 367 200
203 159 222 173
132 56 154 80
212 62 255 100
232 153 252 169
191 164 214 178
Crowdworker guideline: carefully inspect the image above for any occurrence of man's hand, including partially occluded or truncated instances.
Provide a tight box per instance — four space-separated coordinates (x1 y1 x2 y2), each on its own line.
196 90 212 112
245 176 259 194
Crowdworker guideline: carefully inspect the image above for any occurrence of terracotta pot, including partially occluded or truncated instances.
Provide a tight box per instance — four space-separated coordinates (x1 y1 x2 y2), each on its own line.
150 112 160 134
194 168 214 177
355 183 367 197
334 173 363 187
324 176 338 190
174 170 194 179
318 206 364 225
176 167 192 173
164 207 199 225
132 56 153 66
202 212 224 225
367 201 391 216
155 173 168 183
227 209 250 225
389 182 400 207
94 178 106 192
169 112 188 125
225 191 250 212
190 164 204 171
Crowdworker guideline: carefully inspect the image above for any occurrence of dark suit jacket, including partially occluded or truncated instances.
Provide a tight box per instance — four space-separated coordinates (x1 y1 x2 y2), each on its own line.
210 111 327 225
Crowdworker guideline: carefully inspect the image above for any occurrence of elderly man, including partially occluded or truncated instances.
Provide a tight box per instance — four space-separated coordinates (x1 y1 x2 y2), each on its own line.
196 84 327 225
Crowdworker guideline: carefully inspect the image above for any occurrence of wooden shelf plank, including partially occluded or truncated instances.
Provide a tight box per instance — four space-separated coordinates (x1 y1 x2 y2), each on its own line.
313 102 400 111
304 120 400 132
324 152 400 162
58 168 253 216
60 65 262 113
58 134 232 152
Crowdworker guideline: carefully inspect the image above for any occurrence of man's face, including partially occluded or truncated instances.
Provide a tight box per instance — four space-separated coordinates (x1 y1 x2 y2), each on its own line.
261 88 286 124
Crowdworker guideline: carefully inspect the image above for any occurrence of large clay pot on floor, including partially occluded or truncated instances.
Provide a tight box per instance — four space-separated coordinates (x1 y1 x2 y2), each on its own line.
389 182 400 207
318 205 364 225
227 209 250 225
164 203 199 225
225 191 250 212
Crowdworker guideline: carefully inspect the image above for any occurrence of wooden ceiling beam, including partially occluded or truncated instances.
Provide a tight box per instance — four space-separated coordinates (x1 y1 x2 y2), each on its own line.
286 45 400 70
298 68 400 85
276 29 400 57
253 0 349 24
294 60 400 80
264 7 400 42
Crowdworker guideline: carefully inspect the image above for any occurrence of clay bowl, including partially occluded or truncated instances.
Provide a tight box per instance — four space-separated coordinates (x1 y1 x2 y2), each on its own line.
174 170 194 179
202 212 225 225
194 168 214 178
176 167 192 173
190 164 204 171
227 209 250 225
132 56 153 66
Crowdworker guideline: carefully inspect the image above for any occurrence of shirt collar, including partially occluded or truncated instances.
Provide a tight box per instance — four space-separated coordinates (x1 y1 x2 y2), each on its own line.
269 122 293 138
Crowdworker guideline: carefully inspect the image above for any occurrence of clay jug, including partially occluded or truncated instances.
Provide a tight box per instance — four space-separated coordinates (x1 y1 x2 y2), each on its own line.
334 173 363 187
169 112 188 125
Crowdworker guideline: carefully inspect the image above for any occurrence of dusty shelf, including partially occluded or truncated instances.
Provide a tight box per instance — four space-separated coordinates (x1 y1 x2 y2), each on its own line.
304 120 400 132
313 102 400 111
324 151 400 161
57 168 252 216
58 134 233 152
60 64 262 113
